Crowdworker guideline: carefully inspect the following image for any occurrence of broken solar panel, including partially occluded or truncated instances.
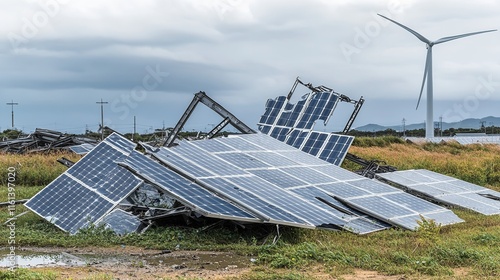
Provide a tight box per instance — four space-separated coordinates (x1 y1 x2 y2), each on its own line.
257 89 353 165
149 135 383 233
119 150 260 223
68 143 95 155
98 209 143 235
25 133 143 234
376 169 500 215
150 133 462 232
161 134 462 233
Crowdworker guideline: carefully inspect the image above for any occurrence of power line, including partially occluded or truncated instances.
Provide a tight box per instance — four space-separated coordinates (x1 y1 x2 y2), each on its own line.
6 100 19 128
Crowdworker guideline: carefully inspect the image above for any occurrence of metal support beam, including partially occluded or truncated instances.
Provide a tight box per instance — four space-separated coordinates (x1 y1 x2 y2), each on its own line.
163 91 255 147
206 117 231 139
342 96 364 134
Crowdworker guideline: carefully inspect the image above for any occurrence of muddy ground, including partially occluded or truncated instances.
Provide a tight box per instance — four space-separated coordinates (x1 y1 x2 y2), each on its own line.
2 246 466 279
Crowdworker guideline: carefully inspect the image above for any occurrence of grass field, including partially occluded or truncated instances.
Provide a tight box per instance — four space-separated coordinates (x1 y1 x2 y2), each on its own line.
1 139 500 279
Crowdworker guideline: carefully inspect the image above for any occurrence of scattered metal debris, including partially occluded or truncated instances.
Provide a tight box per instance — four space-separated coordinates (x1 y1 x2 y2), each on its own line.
0 128 97 154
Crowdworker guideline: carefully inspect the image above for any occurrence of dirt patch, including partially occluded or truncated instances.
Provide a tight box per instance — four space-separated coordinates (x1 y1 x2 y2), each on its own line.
3 247 474 279
5 246 254 279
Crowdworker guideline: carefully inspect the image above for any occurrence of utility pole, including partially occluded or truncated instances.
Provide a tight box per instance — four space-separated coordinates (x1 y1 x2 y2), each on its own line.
402 118 406 137
133 116 136 141
96 99 108 140
439 116 443 137
6 100 19 128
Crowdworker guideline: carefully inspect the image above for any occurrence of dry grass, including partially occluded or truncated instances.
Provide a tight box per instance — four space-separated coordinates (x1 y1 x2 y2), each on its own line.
0 151 81 186
346 141 500 189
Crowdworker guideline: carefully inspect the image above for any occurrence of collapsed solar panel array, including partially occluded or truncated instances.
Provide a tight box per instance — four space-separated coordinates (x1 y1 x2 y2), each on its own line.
26 132 466 235
23 80 500 236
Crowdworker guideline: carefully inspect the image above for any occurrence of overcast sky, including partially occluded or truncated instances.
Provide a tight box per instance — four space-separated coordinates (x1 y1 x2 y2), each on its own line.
1 0 499 134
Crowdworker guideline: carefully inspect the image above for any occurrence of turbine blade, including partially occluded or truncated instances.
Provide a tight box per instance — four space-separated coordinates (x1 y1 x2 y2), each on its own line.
434 29 497 44
378 14 431 44
416 48 431 110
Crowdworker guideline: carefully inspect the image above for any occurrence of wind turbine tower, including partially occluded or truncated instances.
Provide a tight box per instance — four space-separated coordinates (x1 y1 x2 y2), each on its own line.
378 14 496 138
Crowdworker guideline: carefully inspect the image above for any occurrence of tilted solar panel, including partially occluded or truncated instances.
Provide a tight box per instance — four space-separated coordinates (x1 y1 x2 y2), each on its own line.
257 90 351 166
150 134 400 233
68 143 95 155
25 133 143 234
188 134 462 231
119 150 259 222
376 169 500 215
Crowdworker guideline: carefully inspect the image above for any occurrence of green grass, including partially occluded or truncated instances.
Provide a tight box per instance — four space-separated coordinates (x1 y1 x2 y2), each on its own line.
0 268 57 280
1 141 500 278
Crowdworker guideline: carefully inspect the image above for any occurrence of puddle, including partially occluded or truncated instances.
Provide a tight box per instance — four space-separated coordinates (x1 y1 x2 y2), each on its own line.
0 249 255 270
0 250 87 268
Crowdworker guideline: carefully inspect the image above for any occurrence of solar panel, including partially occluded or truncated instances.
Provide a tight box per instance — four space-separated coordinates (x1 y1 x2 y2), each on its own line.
376 169 500 215
257 90 352 166
25 133 143 234
406 136 500 145
119 150 259 222
150 134 457 233
194 134 461 231
98 209 143 235
68 143 95 155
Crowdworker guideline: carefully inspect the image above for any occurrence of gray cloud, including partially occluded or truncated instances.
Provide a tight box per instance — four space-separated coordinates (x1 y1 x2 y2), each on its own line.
1 0 498 133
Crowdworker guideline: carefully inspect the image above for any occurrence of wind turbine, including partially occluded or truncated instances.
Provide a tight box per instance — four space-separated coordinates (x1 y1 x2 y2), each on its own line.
378 14 497 138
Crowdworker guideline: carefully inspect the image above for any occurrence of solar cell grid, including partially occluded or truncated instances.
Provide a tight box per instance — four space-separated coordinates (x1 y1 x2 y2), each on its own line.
167 144 245 177
104 133 137 152
280 167 338 185
215 152 271 169
316 182 372 199
200 177 310 226
25 133 144 234
215 137 264 151
247 151 299 167
226 176 346 227
249 169 308 188
153 148 215 178
25 174 116 234
279 150 329 166
122 151 257 220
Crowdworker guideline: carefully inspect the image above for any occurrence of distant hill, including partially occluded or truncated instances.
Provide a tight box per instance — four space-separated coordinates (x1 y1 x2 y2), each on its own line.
354 116 500 132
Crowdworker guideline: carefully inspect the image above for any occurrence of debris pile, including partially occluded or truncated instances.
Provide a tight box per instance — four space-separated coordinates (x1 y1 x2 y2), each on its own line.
0 128 97 154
